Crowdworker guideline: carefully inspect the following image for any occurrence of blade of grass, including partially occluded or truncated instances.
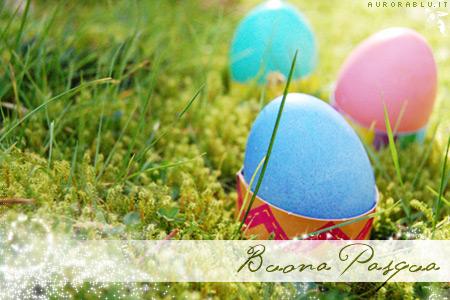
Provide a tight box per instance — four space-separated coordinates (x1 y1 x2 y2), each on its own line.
383 103 403 186
435 217 449 229
364 143 392 182
426 185 450 207
236 156 266 222
384 104 411 220
8 63 21 119
94 103 105 169
96 106 137 181
117 53 163 179
51 101 73 140
432 135 450 237
238 50 298 232
0 3 21 47
263 283 274 300
176 84 205 120
67 141 79 189
9 50 43 109
131 84 205 169
392 100 407 134
0 77 112 143
47 121 54 169
258 86 266 110
14 0 31 48
124 153 205 181
412 121 440 187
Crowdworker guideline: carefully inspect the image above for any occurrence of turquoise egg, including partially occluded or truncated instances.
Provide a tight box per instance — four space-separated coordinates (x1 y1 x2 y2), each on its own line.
243 93 376 219
230 0 317 84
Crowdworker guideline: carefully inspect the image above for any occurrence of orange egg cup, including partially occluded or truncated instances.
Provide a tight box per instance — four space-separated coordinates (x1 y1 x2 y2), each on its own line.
236 171 378 240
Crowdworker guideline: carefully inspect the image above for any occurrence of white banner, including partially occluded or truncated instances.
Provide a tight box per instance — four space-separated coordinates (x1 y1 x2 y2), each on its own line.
1 238 449 283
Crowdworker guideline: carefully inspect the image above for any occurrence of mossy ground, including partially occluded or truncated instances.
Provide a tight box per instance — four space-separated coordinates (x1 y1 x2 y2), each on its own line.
0 0 449 299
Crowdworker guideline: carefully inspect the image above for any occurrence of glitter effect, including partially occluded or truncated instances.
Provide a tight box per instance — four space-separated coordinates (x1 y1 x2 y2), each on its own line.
426 8 449 34
0 215 168 299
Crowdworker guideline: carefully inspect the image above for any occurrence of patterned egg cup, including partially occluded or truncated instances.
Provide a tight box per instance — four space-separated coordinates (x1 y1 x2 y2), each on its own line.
236 170 378 240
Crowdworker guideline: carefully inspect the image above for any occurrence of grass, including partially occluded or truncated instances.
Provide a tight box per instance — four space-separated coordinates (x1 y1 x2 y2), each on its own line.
0 0 449 299
238 50 298 233
432 135 450 237
383 104 404 187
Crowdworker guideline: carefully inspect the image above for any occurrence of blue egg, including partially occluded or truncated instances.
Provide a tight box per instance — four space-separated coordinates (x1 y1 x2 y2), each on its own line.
243 93 376 219
230 0 317 84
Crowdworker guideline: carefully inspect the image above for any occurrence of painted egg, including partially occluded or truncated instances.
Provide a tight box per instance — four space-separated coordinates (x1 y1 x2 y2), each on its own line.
230 0 316 84
243 93 376 219
333 27 437 134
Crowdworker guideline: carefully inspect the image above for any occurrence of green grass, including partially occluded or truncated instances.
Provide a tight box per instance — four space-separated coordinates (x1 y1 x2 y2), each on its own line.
0 0 449 299
238 50 298 233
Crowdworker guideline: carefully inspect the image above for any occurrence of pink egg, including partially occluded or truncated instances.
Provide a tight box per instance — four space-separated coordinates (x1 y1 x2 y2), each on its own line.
334 28 437 133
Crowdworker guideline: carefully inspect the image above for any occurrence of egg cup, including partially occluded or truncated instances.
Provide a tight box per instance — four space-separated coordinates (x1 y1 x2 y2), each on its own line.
236 170 378 240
